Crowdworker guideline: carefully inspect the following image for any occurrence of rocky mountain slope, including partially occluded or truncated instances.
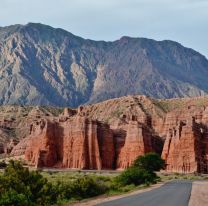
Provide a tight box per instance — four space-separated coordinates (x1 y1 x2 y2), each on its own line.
0 23 208 106
1 95 208 173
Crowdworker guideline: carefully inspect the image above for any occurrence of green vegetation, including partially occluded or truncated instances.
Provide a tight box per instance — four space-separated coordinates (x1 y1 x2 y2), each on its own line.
110 106 124 119
159 172 208 181
0 161 57 206
0 153 164 205
0 161 110 205
133 153 165 173
115 167 157 186
116 153 164 186
155 97 208 113
0 160 7 169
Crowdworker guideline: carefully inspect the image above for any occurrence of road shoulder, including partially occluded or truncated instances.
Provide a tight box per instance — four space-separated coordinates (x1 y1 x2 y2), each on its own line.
189 181 208 206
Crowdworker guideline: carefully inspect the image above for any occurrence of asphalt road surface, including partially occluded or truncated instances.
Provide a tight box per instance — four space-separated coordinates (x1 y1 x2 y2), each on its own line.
97 180 192 206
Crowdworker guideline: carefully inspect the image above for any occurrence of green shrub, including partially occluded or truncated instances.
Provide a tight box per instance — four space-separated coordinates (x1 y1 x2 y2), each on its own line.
120 184 136 192
0 160 7 169
54 176 109 202
115 153 164 187
0 161 111 205
0 160 57 206
70 176 108 198
0 154 164 205
55 180 74 201
116 167 156 186
133 153 165 172
0 189 30 206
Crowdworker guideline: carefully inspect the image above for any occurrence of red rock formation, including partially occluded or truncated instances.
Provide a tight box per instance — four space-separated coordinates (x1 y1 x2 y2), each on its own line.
6 96 208 172
97 122 115 169
24 116 114 169
162 116 208 173
61 117 102 169
0 143 4 154
117 121 149 168
0 138 19 155
25 119 59 167
116 120 163 169
20 107 163 170
11 138 30 156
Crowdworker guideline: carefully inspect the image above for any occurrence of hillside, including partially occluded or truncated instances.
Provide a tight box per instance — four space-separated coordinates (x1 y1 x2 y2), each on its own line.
0 23 208 106
1 95 208 145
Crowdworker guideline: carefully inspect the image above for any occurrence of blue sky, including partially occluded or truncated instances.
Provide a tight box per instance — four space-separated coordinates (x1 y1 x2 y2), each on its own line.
1 0 208 57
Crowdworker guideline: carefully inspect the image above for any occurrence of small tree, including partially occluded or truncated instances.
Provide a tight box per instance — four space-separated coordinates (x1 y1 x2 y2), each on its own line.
0 160 57 206
116 153 164 186
133 152 165 173
116 167 156 186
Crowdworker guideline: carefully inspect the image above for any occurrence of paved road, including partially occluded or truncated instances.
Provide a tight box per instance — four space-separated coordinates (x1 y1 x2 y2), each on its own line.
97 180 192 206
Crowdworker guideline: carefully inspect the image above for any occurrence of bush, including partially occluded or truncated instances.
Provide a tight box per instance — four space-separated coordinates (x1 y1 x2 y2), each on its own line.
0 161 111 205
0 160 57 206
0 190 29 206
54 176 109 202
54 181 73 203
0 160 7 169
116 153 164 187
116 167 156 186
133 153 165 172
70 176 108 198
0 154 164 205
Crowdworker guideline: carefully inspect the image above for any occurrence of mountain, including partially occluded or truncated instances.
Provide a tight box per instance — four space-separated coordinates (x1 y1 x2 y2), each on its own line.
0 23 208 107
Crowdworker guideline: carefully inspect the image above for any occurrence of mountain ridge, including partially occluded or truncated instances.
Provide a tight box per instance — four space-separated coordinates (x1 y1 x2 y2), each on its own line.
0 23 208 107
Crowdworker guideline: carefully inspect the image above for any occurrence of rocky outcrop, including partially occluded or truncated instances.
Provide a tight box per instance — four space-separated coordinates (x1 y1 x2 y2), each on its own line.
161 113 208 173
3 95 208 172
4 139 19 154
117 121 154 169
24 116 115 169
0 105 60 155
14 104 164 170
11 138 30 156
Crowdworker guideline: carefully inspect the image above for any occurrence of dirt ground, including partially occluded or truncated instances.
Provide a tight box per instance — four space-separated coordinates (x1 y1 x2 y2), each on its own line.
189 181 208 206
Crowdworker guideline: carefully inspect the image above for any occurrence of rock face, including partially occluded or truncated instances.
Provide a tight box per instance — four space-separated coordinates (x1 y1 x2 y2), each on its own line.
0 105 61 156
22 112 162 170
0 23 208 107
162 114 208 173
3 95 208 172
24 116 115 169
116 120 160 169
11 98 164 169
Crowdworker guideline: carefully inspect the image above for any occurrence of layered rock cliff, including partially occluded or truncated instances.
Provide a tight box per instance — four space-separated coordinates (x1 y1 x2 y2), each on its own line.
161 108 208 173
21 112 161 169
24 117 114 169
2 95 208 172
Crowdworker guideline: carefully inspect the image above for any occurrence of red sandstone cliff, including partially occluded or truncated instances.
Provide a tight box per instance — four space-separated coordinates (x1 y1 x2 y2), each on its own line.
17 104 164 170
162 112 208 173
4 96 208 172
116 120 160 169
23 116 115 169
